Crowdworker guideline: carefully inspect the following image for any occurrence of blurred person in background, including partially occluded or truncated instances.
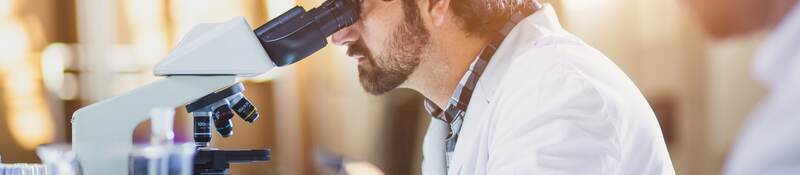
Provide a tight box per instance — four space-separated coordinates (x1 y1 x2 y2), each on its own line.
332 0 674 174
683 0 800 174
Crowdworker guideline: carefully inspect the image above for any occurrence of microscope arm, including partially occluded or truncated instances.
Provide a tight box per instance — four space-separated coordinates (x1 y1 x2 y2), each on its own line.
72 76 237 175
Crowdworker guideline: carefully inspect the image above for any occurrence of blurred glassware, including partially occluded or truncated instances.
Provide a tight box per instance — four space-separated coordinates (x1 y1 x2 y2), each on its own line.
0 163 48 175
129 143 194 175
36 143 81 175
129 107 194 175
315 149 384 175
149 107 176 145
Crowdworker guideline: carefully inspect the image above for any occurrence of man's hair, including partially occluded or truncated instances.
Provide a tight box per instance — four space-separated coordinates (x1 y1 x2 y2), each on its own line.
401 0 539 38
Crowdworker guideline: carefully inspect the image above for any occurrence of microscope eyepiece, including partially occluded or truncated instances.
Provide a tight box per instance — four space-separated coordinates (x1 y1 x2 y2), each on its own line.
255 0 361 66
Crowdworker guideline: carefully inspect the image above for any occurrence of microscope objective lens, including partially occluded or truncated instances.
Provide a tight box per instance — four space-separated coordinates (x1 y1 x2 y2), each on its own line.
232 97 259 123
213 104 235 137
192 112 213 146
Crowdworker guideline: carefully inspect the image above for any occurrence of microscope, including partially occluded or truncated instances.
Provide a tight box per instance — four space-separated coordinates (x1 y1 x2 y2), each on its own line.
70 0 360 174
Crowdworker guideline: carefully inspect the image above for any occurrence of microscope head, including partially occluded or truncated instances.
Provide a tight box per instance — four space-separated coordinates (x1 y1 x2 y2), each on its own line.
185 83 259 147
154 17 276 77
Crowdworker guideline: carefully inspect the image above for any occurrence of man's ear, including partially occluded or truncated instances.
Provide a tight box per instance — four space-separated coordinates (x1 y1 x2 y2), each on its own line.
426 0 450 26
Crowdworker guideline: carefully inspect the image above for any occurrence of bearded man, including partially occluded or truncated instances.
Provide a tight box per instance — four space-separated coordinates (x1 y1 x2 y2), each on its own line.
332 0 675 174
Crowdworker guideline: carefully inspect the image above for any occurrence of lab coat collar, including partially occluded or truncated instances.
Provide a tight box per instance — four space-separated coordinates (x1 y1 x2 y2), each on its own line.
524 4 564 33
476 4 564 100
753 2 800 89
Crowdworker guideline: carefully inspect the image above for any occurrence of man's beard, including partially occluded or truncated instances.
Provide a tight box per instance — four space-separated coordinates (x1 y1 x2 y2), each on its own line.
348 17 431 95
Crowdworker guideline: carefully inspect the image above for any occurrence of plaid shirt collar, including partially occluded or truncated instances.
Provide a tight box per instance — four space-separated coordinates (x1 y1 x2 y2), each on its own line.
420 3 542 170
422 11 529 124
423 49 491 124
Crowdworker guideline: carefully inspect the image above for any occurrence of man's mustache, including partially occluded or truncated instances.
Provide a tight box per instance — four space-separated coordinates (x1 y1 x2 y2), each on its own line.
347 40 371 59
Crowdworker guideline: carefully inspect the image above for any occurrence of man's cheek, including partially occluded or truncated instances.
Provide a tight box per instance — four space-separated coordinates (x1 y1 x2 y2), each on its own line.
362 25 391 53
363 40 383 57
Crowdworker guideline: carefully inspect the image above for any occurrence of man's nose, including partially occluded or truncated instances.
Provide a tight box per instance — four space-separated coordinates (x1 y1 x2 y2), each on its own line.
332 26 358 46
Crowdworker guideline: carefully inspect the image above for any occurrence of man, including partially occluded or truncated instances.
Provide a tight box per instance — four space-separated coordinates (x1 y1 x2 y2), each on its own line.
332 0 674 174
683 0 800 174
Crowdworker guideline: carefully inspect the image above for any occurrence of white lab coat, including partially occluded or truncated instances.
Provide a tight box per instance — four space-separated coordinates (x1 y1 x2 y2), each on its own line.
723 2 800 175
421 4 675 175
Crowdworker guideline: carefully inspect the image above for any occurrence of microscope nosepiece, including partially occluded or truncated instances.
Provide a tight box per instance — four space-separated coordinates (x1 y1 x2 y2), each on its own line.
186 83 263 143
